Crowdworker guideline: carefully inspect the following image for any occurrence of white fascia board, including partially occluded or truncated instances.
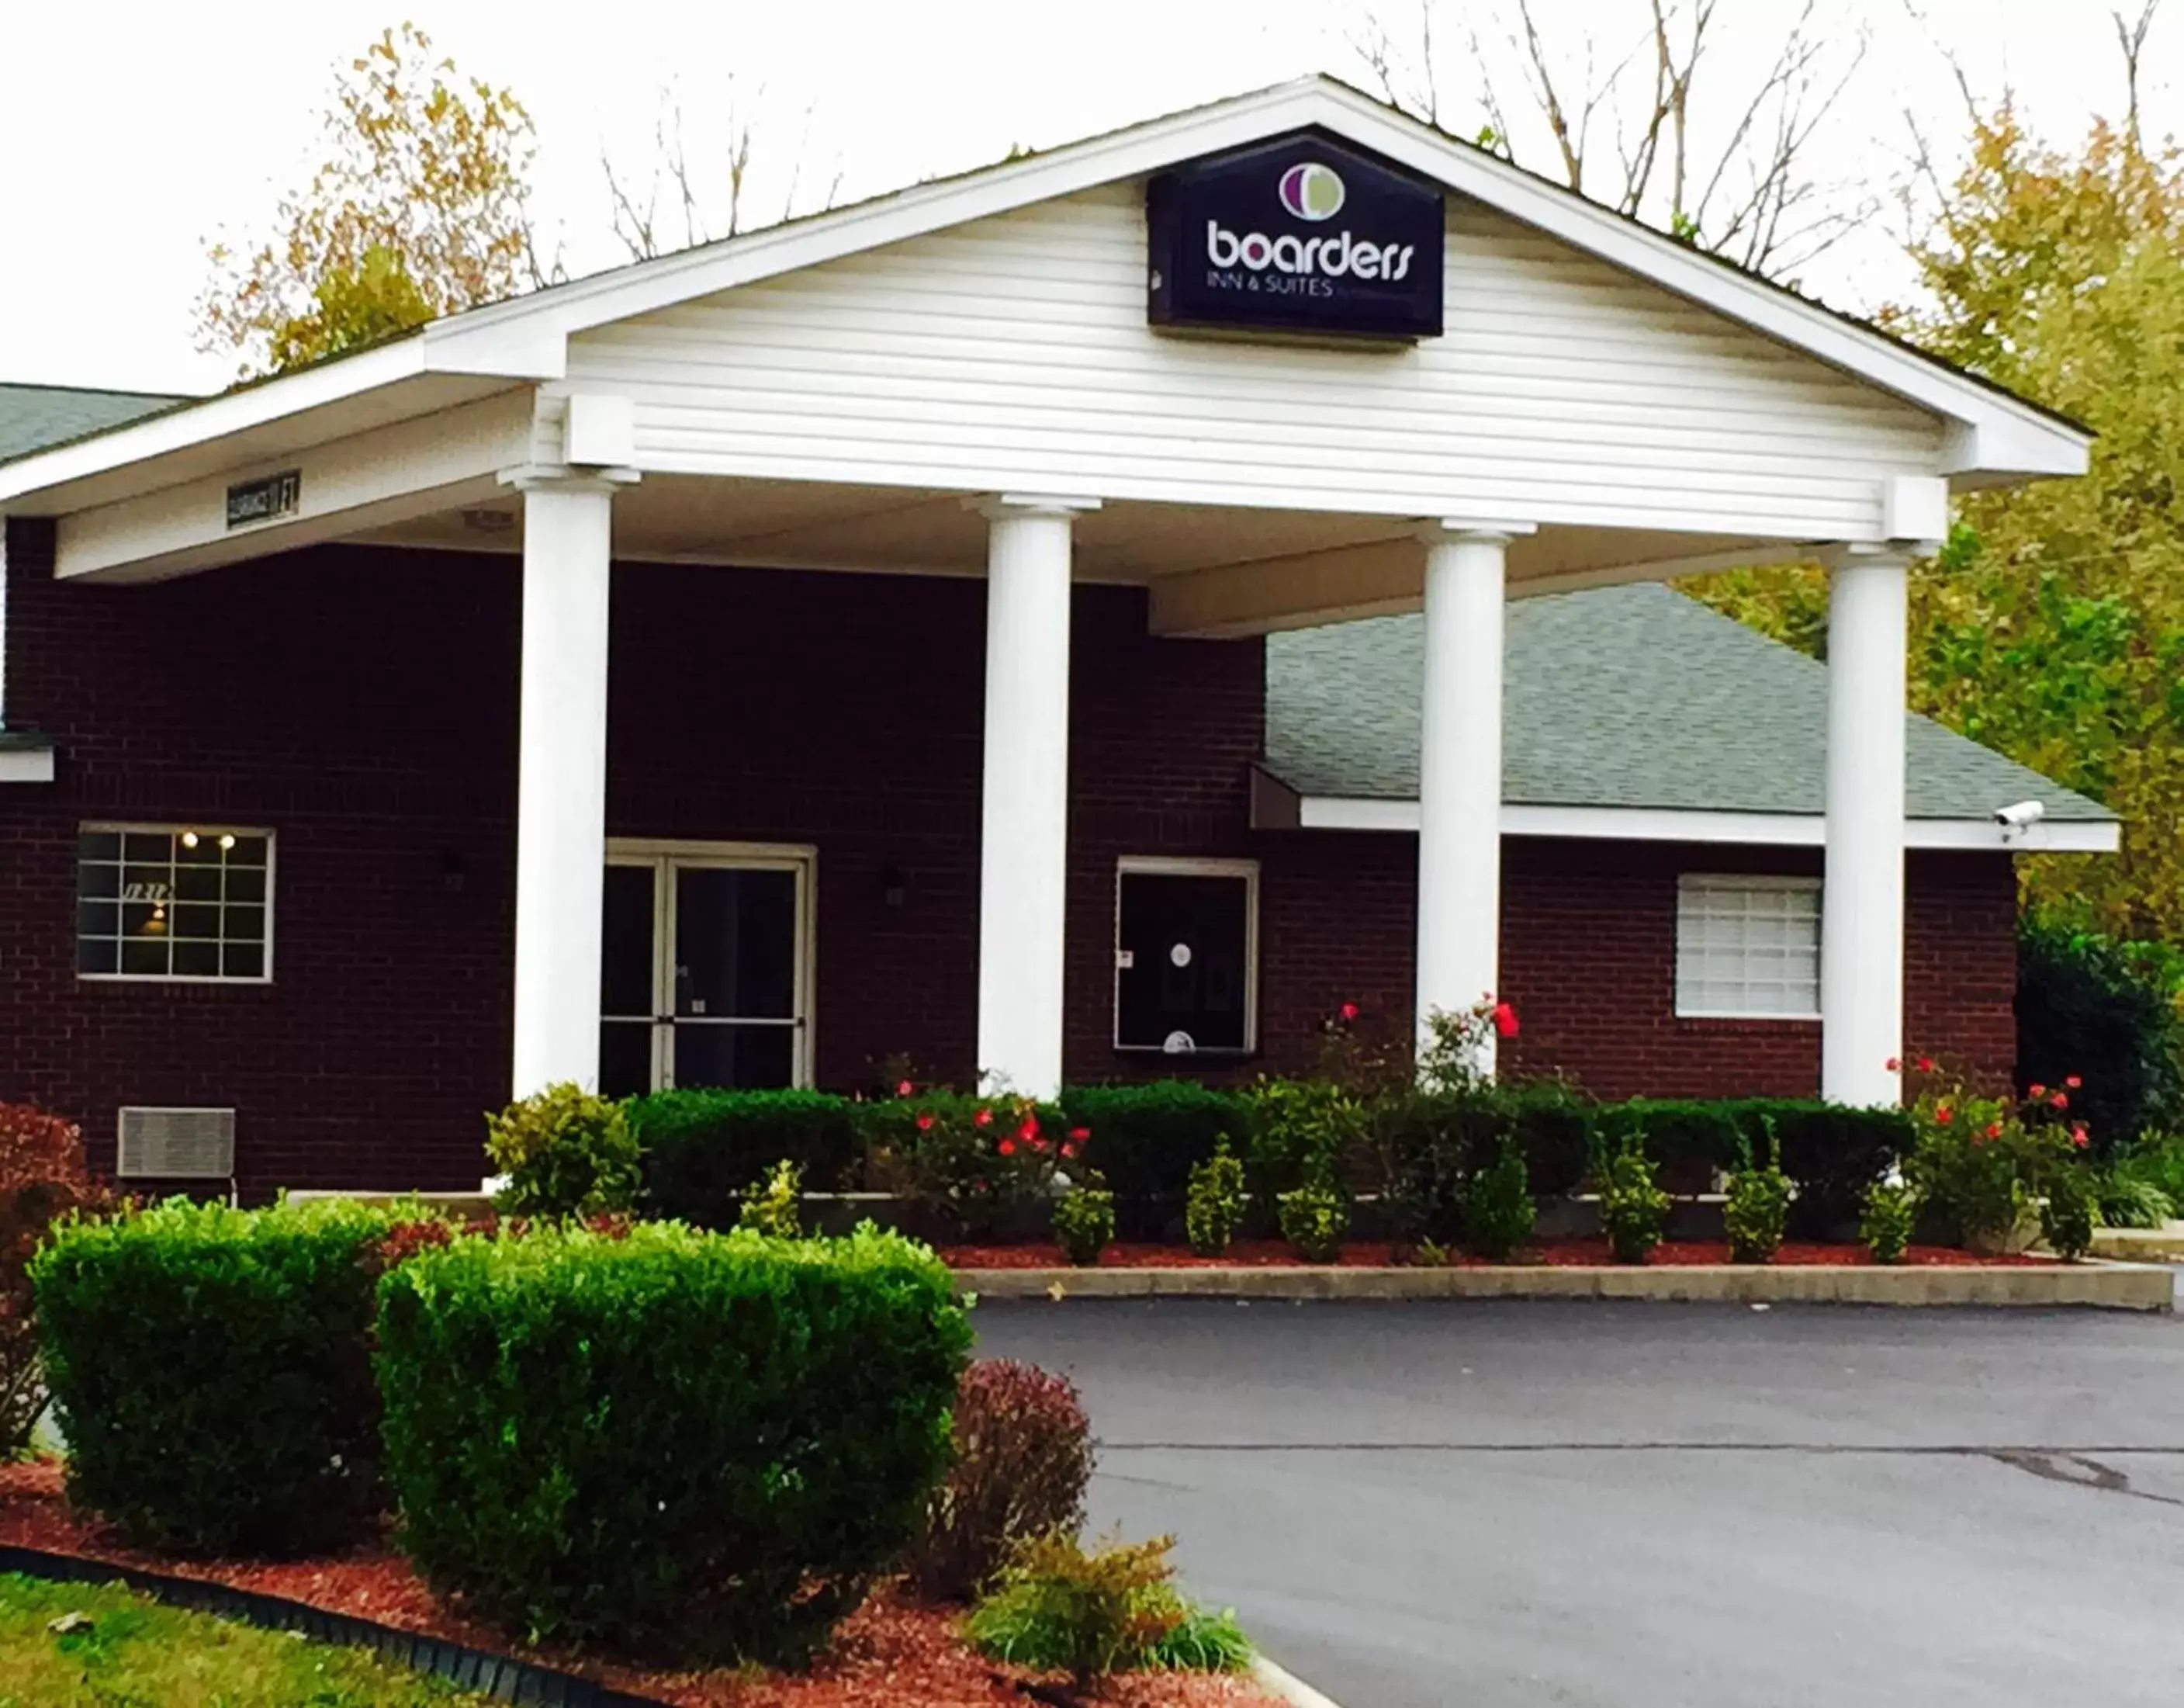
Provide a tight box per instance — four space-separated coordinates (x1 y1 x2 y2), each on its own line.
435 76 2084 483
1293 796 2119 852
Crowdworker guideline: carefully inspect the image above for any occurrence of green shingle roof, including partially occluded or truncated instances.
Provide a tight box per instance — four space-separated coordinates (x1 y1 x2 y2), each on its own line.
0 383 187 463
1264 581 2113 823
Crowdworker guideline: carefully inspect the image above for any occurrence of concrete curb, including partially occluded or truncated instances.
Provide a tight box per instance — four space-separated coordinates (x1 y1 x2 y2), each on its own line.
2090 1221 2184 1263
1250 1654 1346 1708
957 1259 2173 1311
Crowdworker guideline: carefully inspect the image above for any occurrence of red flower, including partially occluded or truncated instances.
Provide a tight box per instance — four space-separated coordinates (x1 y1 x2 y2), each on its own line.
2029 1083 2047 1098
1061 1142 1080 1159
915 1113 935 1132
1935 1105 1954 1125
2065 1075 2082 1089
974 1108 992 1128
1068 1126 1091 1142
896 1079 915 1097
1338 1002 1359 1021
1885 1057 1902 1072
998 1138 1016 1156
2072 1124 2090 1148
2051 1092 2068 1110
1493 1000 1520 1039
1917 1056 1936 1073
1985 1122 2002 1140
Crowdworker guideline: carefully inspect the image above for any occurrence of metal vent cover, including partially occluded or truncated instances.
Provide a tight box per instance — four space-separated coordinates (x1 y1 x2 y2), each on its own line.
116 1107 236 1179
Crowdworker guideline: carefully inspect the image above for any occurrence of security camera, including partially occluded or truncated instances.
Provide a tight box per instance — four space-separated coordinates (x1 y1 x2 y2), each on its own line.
1993 800 2046 833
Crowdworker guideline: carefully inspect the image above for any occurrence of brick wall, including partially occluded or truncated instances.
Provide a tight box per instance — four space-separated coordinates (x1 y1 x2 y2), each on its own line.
0 521 2020 1191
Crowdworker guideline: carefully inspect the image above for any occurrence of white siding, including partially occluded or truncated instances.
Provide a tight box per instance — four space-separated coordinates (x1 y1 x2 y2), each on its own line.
566 185 1942 539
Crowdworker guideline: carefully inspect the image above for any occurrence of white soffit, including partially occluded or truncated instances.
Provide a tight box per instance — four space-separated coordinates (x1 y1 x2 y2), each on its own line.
1293 796 2120 854
0 75 2087 519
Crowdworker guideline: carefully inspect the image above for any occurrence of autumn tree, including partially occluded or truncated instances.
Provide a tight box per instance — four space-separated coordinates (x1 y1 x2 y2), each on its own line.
197 23 547 376
1699 88 2184 944
1353 0 1872 275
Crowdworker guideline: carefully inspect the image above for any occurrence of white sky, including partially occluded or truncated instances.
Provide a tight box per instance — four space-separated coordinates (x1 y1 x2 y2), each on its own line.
2 0 2175 397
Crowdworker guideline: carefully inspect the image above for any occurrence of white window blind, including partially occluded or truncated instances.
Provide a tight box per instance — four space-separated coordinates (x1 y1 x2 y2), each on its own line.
1675 875 1820 1019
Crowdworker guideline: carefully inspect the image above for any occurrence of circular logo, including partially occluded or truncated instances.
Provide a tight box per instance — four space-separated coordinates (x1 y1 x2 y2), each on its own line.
1279 161 1346 222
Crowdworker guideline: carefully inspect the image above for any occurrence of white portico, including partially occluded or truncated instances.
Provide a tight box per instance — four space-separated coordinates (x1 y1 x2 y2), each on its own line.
0 77 2091 1112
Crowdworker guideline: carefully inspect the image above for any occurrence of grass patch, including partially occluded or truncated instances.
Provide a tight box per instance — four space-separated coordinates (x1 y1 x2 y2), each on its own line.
0 1571 489 1707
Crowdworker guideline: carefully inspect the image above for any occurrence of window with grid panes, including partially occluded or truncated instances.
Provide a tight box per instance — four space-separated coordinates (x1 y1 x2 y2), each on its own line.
77 826 272 981
1673 874 1819 1019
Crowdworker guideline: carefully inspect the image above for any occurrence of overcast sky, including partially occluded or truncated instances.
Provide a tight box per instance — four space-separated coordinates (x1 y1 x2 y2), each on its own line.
3 0 2175 397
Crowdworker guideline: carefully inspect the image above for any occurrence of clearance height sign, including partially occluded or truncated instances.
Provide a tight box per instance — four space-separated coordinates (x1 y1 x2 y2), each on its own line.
1147 132 1446 341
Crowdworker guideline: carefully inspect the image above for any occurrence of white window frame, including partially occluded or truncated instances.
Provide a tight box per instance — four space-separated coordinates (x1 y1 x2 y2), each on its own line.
1674 872 1822 1022
1113 854 1261 1055
603 838 819 1090
76 820 277 986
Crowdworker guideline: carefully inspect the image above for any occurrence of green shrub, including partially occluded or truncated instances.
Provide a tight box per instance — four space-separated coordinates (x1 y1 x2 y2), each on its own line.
374 1221 971 1657
486 1083 639 1219
908 1359 1092 1603
1608 1100 1906 1235
1183 1140 1248 1257
1595 1135 1670 1264
1053 1173 1116 1266
32 1197 392 1555
1246 1079 1365 1200
0 1102 102 1456
736 1159 804 1238
2040 1166 2099 1260
2094 1165 2175 1229
2104 1131 2184 1216
1376 1088 1493 1245
2017 922 2184 1154
963 1531 1187 1682
1277 1175 1350 1263
1508 1084 1595 1199
1858 1179 1919 1264
1461 1137 1535 1260
1722 1129 1794 1264
633 1089 860 1226
1901 1082 2031 1248
1058 1083 1251 1209
863 1093 1064 1240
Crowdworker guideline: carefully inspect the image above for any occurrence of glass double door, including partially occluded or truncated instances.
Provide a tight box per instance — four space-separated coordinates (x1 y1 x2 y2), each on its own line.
599 847 812 1099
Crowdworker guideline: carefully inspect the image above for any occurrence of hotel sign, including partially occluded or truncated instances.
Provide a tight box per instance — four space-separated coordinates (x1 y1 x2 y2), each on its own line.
1147 131 1445 341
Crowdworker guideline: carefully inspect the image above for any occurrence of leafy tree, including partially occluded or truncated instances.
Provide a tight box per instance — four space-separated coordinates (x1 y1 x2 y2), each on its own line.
197 23 547 376
1693 102 2184 944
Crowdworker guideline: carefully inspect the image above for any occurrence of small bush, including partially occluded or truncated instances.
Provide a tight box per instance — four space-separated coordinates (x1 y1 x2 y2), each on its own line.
1247 1079 1365 1200
1595 1134 1670 1264
1183 1140 1247 1257
1053 1173 1116 1266
2104 1131 2184 1218
736 1159 804 1238
486 1083 639 1219
1277 1174 1350 1263
2040 1166 2099 1260
1146 1603 1254 1672
864 1093 1067 1240
634 1089 862 1225
0 1103 101 1455
963 1531 1185 1682
1058 1083 1251 1209
908 1359 1092 1602
1461 1137 1535 1261
1722 1129 1794 1264
32 1198 392 1555
2017 922 2184 1153
1859 1179 1919 1264
2095 1166 2175 1229
374 1221 971 1658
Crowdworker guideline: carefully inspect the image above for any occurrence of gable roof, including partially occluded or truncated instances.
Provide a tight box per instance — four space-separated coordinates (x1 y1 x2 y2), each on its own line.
0 382 188 464
1264 582 2115 826
0 76 2087 511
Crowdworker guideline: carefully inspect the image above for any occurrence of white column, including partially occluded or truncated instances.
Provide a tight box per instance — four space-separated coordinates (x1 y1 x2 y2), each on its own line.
1822 548 1910 1106
972 494 1097 1098
1414 521 1531 1075
507 469 631 1100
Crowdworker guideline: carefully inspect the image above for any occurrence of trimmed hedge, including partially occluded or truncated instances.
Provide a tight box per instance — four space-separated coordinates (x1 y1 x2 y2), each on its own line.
1606 1100 1911 1235
373 1221 972 1657
632 1088 863 1225
1058 1083 1251 1203
30 1197 392 1557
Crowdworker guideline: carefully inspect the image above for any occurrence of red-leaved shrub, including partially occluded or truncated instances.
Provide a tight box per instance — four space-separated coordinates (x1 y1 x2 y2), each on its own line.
0 1103 101 1451
908 1357 1093 1601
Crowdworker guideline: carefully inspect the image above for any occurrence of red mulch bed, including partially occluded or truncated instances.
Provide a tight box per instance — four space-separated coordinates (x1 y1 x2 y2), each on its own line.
942 1238 2051 1269
0 1460 1278 1707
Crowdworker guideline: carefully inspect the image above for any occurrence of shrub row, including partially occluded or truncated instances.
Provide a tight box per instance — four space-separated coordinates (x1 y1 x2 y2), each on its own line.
623 1081 1910 1237
33 1202 972 1661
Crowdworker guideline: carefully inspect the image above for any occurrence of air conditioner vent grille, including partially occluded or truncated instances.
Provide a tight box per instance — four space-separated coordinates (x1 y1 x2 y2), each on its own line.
116 1107 235 1179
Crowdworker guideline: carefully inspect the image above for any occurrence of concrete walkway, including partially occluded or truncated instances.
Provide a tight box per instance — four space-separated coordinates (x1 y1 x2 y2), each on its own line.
977 1299 2184 1708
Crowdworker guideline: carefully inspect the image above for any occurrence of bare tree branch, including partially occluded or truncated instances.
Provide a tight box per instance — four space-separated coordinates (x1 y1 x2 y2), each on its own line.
2114 1 2161 152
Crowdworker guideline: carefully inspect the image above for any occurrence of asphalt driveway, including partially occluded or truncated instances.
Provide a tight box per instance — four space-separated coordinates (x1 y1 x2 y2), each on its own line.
974 1299 2184 1707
